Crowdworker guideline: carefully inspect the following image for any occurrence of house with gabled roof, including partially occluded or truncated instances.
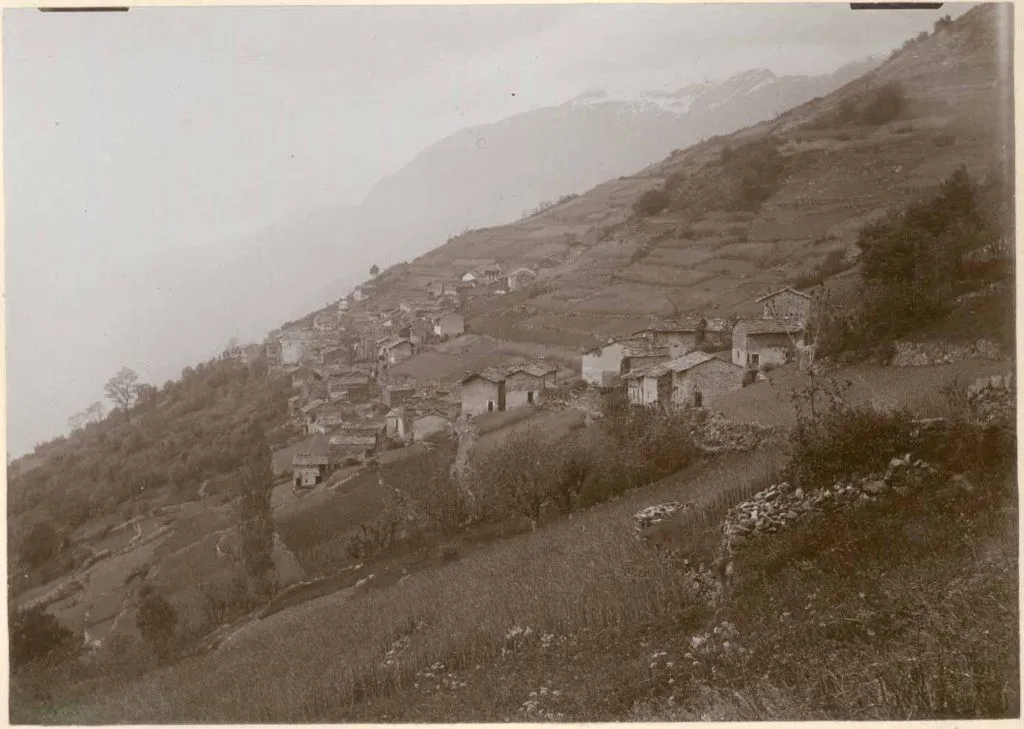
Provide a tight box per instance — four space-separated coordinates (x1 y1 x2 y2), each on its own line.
756 286 812 322
666 351 743 407
293 435 332 488
633 317 707 354
624 362 674 406
582 337 664 388
732 318 805 370
504 362 558 409
460 368 507 416
624 351 743 407
379 338 415 366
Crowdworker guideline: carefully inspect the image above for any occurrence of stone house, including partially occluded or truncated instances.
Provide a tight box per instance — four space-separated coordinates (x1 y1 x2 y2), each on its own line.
329 433 378 464
582 338 666 387
624 363 674 406
337 298 349 312
621 342 672 375
310 410 345 435
732 319 805 370
633 318 707 355
434 312 465 338
756 287 812 323
293 435 332 488
461 369 506 416
667 351 744 407
461 271 478 284
328 372 371 400
504 363 558 409
380 338 415 366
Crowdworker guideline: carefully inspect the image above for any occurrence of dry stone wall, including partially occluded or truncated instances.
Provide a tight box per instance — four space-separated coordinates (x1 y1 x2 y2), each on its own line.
891 338 1004 366
719 452 938 557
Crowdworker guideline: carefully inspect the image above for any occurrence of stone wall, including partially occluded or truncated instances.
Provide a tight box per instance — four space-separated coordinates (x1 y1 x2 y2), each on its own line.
891 338 1004 366
719 452 937 557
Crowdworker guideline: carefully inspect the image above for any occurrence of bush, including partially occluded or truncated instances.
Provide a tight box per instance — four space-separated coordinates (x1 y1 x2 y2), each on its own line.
136 587 178 659
785 376 916 488
721 138 785 211
860 82 906 125
475 428 559 526
633 189 670 217
19 521 64 569
9 606 80 672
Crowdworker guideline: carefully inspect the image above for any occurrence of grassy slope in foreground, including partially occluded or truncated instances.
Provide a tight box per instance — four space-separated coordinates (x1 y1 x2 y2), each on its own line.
17 401 1018 722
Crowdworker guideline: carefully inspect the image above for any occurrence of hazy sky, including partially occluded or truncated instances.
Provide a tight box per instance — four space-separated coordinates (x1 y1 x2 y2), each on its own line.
4 2 972 457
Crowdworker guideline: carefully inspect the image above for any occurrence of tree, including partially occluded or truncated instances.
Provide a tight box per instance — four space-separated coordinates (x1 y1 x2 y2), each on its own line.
476 427 557 528
68 401 105 432
19 521 63 568
10 606 79 672
236 422 276 598
104 367 140 412
369 264 380 276
136 586 178 659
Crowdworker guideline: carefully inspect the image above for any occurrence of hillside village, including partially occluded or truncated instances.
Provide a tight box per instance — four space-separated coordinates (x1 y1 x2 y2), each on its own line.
264 250 821 489
6 6 1017 724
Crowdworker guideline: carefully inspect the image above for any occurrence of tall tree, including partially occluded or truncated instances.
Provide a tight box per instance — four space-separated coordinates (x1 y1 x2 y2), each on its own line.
104 367 140 412
369 264 380 276
236 422 276 598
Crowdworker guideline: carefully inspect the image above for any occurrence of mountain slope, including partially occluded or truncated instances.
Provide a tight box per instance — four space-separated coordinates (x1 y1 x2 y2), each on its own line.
394 4 1011 350
356 59 881 253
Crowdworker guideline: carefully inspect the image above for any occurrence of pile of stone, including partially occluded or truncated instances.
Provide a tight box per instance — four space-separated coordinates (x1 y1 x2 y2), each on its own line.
720 452 938 556
966 372 1015 426
693 410 776 454
632 501 694 532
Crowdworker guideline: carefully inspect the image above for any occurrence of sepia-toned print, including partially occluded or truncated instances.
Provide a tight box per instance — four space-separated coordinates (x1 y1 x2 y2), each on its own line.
5 2 1016 723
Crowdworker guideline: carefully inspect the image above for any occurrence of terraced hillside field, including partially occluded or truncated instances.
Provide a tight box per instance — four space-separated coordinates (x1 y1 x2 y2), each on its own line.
383 6 1011 351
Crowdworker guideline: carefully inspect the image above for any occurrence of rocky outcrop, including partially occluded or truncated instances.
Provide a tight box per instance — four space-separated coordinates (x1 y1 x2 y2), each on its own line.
891 338 1004 366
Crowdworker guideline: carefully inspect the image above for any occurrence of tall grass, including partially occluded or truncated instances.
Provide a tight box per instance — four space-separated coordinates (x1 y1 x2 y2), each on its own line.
31 493 716 723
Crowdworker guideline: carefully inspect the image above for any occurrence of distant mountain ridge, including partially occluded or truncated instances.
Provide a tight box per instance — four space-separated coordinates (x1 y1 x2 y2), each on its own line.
140 56 882 362
356 57 883 256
